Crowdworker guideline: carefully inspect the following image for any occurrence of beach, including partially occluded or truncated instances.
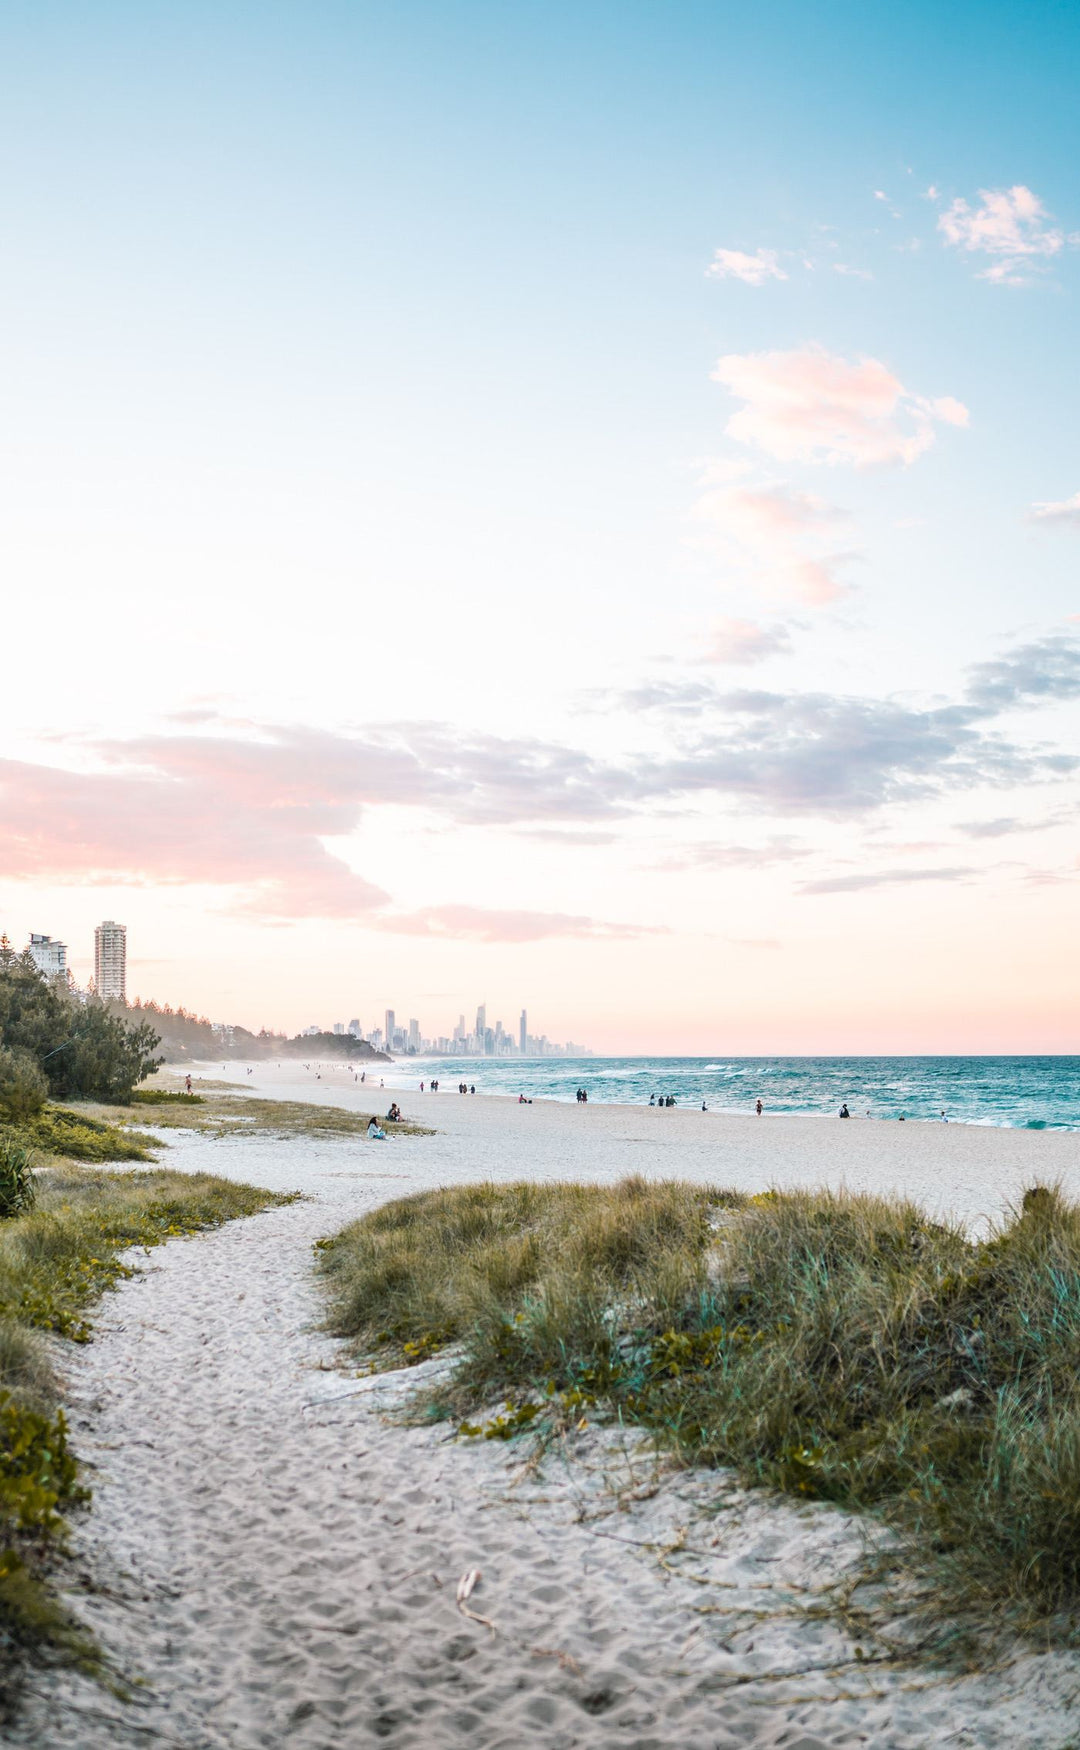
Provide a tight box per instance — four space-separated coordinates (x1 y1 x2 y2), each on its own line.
12 1067 1080 1748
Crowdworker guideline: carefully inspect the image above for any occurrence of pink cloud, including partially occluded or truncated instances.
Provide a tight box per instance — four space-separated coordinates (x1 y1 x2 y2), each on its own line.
702 618 793 665
711 345 969 468
706 247 787 286
0 747 389 920
938 185 1070 282
379 905 658 943
691 472 858 603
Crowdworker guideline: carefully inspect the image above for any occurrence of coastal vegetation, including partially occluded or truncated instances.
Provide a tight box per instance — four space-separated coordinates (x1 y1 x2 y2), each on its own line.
0 948 161 1105
116 1080 431 1140
318 1177 1080 1638
109 999 389 1064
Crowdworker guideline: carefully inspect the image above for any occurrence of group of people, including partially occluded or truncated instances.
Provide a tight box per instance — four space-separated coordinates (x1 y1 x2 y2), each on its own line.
385 1102 402 1123
574 1087 589 1103
648 1093 677 1107
418 1079 441 1093
456 1081 475 1094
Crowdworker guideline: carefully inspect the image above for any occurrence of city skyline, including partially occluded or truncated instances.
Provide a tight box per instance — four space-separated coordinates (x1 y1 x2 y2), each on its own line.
5 918 590 1053
0 5 1077 1053
315 1005 588 1058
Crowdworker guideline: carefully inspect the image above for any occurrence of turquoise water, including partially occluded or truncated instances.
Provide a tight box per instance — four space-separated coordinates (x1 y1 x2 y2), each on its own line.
406 1056 1079 1130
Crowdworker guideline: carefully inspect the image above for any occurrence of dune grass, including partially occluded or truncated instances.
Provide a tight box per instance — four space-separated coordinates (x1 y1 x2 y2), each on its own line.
0 1164 295 1707
6 1107 158 1164
317 1176 1080 1636
92 1085 430 1140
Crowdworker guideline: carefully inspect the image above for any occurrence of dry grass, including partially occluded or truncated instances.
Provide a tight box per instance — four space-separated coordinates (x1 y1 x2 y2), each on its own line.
318 1177 1080 1638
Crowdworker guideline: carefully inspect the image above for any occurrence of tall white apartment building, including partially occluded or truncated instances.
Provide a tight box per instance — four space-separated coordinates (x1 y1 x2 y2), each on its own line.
27 934 68 980
384 1010 395 1052
94 920 127 1002
519 1009 527 1054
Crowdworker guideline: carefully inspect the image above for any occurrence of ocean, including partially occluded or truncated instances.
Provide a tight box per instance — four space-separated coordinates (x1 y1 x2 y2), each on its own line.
402 1055 1079 1130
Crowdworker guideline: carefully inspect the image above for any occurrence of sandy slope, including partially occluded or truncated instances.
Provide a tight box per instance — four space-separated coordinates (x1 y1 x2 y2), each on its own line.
11 1087 1080 1747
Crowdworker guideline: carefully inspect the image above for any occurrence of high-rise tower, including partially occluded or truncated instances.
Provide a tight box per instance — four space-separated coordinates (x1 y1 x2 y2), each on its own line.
519 1009 527 1054
94 921 127 1002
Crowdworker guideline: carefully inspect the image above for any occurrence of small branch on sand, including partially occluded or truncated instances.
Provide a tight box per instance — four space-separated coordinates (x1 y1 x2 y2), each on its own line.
456 1567 496 1633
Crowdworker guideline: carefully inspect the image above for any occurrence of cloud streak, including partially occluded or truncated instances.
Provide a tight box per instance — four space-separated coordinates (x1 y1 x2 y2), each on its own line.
1 636 1076 920
800 866 977 896
378 906 659 943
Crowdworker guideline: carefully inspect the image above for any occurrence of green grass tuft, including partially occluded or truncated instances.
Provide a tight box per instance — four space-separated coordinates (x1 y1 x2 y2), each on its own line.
318 1177 1080 1637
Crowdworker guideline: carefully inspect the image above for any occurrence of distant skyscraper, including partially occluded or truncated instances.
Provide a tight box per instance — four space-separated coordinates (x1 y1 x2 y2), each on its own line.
27 934 68 980
520 1009 527 1054
384 1009 396 1052
94 920 126 1002
408 1018 420 1051
475 1003 486 1040
347 1018 361 1037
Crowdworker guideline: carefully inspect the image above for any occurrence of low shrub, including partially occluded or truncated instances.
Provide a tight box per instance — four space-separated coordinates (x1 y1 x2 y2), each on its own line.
10 1108 157 1164
0 1051 47 1125
0 1139 36 1220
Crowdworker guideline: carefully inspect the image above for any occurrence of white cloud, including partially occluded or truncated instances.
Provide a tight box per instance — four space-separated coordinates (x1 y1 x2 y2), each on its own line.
706 247 787 286
711 344 969 469
938 185 1070 282
1029 490 1080 528
833 263 874 280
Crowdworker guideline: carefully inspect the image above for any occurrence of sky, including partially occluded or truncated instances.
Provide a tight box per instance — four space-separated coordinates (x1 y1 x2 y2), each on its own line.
0 0 1078 1053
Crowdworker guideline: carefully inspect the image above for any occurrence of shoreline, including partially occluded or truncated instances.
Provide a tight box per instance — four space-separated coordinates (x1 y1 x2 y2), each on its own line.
174 1059 1080 1232
189 1055 1078 1129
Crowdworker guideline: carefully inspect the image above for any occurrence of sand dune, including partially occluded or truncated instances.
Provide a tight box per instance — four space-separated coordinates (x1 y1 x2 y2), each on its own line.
12 1077 1080 1746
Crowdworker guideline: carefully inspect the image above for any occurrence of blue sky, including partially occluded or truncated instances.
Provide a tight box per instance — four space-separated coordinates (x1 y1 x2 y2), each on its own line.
0 2 1076 1048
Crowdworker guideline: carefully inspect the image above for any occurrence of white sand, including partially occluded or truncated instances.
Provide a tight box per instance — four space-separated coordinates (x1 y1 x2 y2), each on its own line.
12 1069 1080 1747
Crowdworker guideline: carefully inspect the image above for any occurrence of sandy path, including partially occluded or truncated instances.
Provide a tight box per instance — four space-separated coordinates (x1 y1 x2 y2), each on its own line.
11 1100 1080 1747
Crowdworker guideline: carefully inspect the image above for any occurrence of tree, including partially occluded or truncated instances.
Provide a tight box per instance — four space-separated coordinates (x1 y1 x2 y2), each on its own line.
0 960 162 1103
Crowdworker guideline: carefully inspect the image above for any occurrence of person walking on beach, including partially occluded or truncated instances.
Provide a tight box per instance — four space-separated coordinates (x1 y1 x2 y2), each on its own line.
755 1099 763 1117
